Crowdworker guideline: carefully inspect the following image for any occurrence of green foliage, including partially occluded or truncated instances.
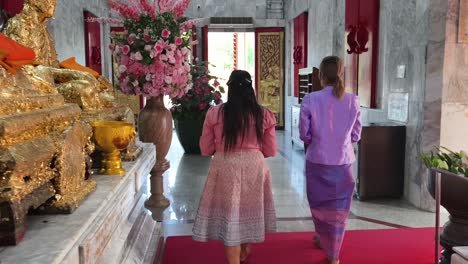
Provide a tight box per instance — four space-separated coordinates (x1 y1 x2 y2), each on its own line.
421 147 468 178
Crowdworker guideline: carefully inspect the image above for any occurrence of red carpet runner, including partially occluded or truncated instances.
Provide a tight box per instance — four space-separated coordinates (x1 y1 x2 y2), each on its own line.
162 228 437 263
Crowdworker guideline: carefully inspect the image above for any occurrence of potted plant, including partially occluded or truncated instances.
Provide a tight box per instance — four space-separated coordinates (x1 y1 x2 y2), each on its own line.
171 62 224 154
421 147 468 263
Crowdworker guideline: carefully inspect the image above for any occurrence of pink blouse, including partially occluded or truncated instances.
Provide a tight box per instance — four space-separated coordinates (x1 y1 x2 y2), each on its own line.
199 104 278 157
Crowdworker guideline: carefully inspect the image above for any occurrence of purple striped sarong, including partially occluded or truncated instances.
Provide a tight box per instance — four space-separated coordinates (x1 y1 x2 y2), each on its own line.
306 161 355 259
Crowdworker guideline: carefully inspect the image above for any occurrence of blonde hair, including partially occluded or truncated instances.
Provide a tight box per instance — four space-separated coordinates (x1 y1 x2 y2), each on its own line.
319 56 345 99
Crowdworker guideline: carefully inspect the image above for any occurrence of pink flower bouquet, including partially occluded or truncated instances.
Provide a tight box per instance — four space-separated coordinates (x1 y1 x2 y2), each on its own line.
108 0 198 98
171 61 225 120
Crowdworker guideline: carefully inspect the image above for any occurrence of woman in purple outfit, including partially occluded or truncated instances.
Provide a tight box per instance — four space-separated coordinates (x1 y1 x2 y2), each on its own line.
299 56 362 264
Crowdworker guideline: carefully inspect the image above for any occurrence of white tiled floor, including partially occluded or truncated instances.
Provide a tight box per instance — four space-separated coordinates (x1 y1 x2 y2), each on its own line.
148 131 449 237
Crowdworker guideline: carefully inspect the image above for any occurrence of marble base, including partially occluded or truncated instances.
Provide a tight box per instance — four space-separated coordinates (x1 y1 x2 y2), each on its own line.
453 247 468 264
0 143 159 264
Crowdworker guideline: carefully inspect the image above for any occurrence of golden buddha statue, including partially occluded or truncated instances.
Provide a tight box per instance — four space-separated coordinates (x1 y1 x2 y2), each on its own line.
4 0 59 67
3 0 116 112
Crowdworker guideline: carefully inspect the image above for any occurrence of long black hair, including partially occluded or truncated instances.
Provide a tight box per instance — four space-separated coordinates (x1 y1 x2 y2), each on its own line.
222 70 263 152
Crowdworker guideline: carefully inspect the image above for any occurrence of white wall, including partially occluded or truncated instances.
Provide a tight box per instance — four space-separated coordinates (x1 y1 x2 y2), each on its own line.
50 0 113 80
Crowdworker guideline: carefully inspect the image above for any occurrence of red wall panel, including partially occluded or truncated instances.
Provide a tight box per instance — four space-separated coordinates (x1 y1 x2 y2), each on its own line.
0 1 24 16
84 11 102 75
293 12 308 98
344 0 379 108
358 0 379 108
202 25 208 62
345 0 359 96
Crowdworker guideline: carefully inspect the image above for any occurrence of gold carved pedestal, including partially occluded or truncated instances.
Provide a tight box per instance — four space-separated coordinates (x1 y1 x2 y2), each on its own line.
0 0 136 245
0 68 97 245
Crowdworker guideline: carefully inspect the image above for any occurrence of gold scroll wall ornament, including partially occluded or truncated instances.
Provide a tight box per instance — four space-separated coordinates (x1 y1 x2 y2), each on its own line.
256 31 285 127
459 0 468 43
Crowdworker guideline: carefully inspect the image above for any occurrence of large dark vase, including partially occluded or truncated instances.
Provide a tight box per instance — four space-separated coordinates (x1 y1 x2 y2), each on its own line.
428 168 468 263
138 96 172 208
174 113 204 154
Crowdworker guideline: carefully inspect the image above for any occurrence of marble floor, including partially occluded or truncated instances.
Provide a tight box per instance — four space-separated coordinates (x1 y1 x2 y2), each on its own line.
148 131 449 238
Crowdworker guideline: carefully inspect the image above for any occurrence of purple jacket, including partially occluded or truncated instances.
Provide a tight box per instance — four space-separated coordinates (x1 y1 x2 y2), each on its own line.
299 86 362 165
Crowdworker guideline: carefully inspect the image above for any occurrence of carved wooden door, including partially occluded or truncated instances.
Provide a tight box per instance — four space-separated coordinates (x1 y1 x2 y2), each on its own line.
255 28 285 128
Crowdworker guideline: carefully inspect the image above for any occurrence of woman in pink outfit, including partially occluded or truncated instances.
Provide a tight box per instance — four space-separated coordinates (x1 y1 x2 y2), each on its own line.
300 56 362 264
193 70 278 264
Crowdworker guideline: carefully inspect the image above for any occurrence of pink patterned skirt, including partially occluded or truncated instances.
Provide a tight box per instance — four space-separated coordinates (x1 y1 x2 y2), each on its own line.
192 150 276 246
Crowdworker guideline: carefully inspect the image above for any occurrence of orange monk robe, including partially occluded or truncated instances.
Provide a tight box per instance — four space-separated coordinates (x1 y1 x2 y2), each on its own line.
59 57 99 78
0 33 36 74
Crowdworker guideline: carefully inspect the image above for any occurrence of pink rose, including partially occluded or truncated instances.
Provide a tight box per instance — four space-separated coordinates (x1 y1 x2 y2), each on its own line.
143 33 151 43
145 74 152 81
155 44 164 54
135 52 143 61
175 37 183 46
159 54 168 61
167 54 176 64
120 55 129 66
118 65 127 73
143 82 152 92
109 44 115 51
127 33 136 44
185 83 193 92
198 102 207 110
122 45 130 55
165 76 172 84
213 79 220 87
161 29 171 38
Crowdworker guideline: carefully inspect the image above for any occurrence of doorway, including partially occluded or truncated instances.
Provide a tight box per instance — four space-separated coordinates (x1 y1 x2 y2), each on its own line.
207 31 255 102
204 27 285 128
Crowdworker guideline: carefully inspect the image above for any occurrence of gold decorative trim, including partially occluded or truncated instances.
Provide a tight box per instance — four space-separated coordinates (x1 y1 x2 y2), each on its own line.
459 0 468 43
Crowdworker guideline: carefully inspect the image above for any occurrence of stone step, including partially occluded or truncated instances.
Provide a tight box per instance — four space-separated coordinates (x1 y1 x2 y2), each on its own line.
0 136 57 204
0 104 81 147
0 94 65 116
